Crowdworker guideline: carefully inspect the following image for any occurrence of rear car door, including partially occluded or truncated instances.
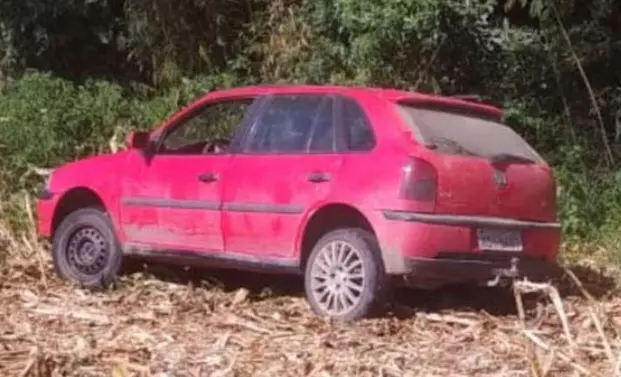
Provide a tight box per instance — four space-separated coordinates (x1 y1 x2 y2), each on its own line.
221 94 343 261
119 96 258 252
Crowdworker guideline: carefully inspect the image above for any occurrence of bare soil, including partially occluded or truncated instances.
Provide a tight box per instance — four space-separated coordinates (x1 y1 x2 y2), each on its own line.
1 257 620 377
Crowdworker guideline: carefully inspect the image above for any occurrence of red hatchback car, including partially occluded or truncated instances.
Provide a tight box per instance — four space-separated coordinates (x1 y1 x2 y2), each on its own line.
36 85 561 320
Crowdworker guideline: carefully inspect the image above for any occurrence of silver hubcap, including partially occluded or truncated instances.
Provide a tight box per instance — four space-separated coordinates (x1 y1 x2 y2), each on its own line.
309 241 365 316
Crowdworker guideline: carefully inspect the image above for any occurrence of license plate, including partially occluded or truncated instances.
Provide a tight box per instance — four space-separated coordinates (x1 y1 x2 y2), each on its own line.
477 228 523 252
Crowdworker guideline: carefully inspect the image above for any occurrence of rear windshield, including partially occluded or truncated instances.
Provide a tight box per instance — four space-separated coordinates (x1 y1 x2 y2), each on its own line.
395 104 543 163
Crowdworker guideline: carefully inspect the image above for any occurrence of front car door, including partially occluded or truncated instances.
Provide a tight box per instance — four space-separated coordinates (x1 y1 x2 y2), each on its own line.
221 94 344 263
119 95 259 253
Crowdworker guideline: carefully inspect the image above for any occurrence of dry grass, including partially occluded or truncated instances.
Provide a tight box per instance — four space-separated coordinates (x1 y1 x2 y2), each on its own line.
1 198 620 377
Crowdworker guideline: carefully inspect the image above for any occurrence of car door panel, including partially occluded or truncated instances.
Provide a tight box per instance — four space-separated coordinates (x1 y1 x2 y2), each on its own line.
222 154 343 258
119 96 258 253
120 153 228 252
221 94 341 260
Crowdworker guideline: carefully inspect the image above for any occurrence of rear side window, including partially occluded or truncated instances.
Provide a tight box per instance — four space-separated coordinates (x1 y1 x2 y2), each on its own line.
246 95 335 153
395 104 543 163
342 98 375 151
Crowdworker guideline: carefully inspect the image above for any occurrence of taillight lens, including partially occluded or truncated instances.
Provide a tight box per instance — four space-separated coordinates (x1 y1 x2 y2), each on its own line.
400 157 437 212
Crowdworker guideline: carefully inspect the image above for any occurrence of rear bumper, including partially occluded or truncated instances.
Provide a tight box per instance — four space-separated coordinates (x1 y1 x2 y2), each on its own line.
399 254 561 288
371 209 561 277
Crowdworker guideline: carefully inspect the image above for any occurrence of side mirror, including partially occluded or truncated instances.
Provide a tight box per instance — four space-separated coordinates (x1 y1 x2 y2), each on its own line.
127 131 150 150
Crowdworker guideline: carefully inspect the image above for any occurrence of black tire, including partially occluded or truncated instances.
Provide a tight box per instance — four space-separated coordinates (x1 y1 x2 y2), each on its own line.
52 207 123 290
304 228 390 321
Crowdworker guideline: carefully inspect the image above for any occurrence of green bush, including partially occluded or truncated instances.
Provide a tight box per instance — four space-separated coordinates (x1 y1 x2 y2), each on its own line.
0 73 128 189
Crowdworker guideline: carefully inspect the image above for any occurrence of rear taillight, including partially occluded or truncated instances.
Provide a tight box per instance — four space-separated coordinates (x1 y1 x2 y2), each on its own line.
549 171 559 217
400 157 437 212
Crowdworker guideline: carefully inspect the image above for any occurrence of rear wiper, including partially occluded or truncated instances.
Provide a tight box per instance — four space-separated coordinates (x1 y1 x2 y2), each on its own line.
426 137 476 156
488 153 535 164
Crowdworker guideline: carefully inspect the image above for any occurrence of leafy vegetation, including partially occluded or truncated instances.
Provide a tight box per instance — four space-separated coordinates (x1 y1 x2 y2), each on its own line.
1 0 621 261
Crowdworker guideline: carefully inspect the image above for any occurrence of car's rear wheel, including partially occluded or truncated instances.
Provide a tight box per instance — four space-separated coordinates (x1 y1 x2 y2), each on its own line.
52 207 123 290
304 228 389 321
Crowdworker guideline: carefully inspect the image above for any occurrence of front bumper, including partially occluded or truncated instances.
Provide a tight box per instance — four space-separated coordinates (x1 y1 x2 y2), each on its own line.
399 253 561 288
36 189 57 238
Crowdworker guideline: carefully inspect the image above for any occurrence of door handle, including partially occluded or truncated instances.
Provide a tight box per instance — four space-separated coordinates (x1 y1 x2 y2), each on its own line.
198 172 218 183
307 172 331 183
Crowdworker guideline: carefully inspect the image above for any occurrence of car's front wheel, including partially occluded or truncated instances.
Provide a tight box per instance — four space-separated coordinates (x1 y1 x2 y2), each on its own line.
304 228 389 321
52 207 123 290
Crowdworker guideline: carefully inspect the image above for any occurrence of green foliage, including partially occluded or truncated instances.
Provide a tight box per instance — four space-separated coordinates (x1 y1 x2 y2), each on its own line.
0 73 128 188
0 0 130 80
332 0 497 90
123 0 253 86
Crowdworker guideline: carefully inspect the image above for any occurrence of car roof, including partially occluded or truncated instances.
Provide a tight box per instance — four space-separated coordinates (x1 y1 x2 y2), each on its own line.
207 84 437 102
156 84 504 134
206 84 503 116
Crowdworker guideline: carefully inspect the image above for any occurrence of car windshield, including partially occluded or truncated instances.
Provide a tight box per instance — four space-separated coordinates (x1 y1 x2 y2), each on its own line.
395 104 543 163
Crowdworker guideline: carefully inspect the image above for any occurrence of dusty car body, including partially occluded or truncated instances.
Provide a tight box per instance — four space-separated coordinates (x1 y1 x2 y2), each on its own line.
37 84 561 320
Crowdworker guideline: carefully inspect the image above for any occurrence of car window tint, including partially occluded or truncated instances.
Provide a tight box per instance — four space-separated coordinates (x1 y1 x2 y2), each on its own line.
247 95 334 153
342 98 375 151
161 98 253 154
307 98 335 152
395 104 544 162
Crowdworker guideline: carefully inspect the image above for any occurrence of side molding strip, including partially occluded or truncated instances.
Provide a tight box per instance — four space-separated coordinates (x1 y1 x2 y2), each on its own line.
222 202 304 214
121 197 220 210
383 210 561 229
121 198 304 214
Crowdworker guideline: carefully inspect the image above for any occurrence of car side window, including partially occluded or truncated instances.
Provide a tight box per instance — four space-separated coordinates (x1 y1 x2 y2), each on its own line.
246 95 335 153
342 98 375 151
307 97 335 152
159 98 254 155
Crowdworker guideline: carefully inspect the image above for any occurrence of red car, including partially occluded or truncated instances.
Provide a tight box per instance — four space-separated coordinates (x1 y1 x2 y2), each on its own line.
36 85 561 320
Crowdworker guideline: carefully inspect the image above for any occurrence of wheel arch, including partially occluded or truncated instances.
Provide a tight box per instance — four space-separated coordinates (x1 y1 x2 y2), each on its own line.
51 186 109 237
297 202 377 269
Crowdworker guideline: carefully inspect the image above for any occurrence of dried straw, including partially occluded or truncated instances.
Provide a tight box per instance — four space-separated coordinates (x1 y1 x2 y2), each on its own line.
0 199 619 377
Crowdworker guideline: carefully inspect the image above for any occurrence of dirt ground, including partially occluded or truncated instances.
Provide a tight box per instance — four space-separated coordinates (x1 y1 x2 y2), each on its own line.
1 257 620 377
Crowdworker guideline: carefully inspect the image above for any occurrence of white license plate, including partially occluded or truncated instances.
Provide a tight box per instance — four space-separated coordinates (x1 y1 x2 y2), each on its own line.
477 228 523 252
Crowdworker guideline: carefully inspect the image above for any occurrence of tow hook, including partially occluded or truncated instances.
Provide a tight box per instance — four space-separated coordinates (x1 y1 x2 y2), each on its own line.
486 257 520 287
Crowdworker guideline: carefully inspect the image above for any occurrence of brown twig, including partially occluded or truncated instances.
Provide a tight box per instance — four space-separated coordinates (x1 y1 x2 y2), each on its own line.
21 193 48 289
564 268 616 372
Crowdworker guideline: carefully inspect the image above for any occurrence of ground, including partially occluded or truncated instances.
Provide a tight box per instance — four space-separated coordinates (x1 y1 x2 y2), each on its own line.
1 253 620 377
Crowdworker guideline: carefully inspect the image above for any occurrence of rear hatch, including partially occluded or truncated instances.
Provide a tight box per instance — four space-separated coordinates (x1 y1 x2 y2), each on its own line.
394 100 557 223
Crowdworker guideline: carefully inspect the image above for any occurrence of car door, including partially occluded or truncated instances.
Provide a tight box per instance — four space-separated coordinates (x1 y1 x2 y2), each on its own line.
221 94 344 261
119 96 258 253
